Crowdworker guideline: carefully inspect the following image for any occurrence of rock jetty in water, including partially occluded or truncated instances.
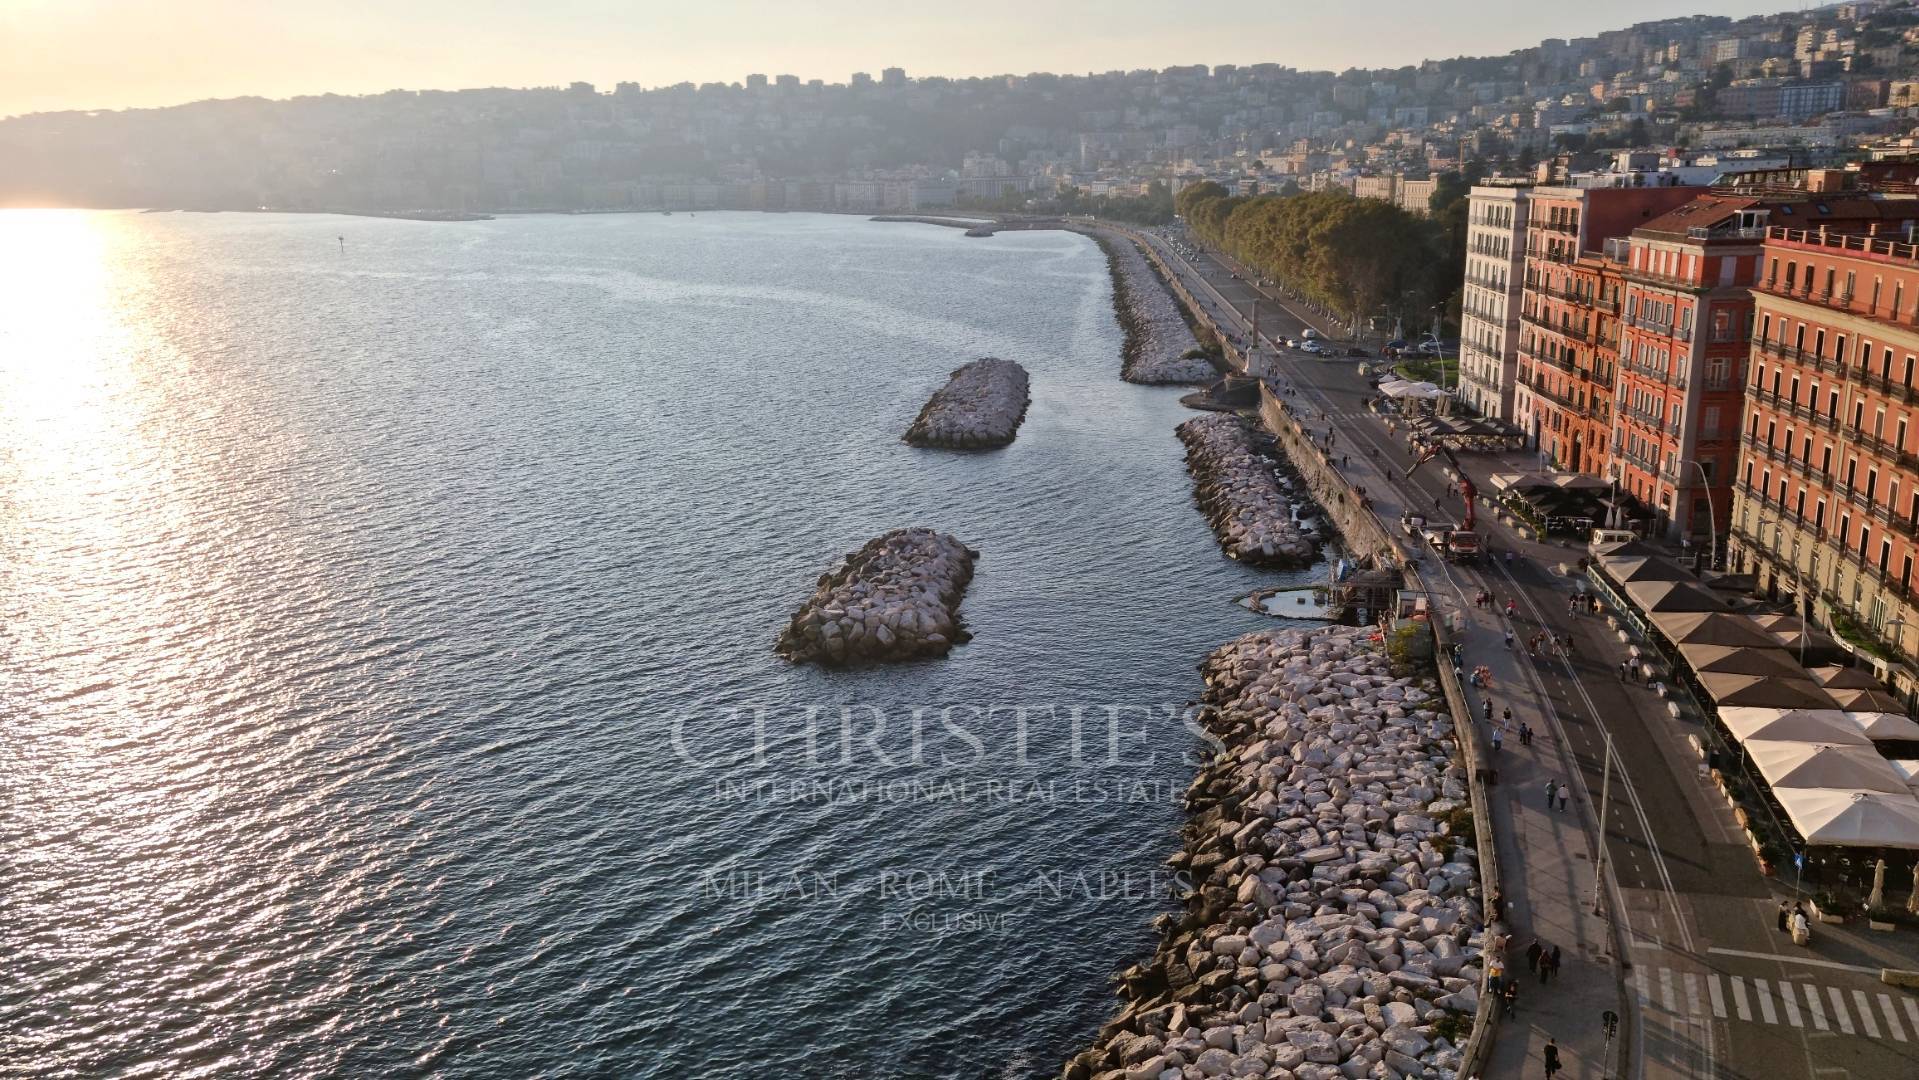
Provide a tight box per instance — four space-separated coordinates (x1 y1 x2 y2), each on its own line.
1097 233 1215 385
1177 414 1317 566
1063 625 1482 1080
776 528 977 665
904 357 1031 449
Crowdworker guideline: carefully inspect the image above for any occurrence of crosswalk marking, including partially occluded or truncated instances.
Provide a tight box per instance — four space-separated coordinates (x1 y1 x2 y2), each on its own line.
1641 965 1919 1042
1830 987 1856 1035
1806 984 1830 1031
1880 994 1907 1042
1855 990 1882 1038
1778 981 1803 1028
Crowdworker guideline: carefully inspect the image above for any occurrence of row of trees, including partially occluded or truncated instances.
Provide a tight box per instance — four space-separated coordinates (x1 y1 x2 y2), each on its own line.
1174 180 1464 336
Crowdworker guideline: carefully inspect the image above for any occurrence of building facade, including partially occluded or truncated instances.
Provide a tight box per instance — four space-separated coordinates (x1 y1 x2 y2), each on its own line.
1516 245 1627 475
1514 185 1704 458
1460 186 1530 419
1732 224 1919 667
1612 196 1772 548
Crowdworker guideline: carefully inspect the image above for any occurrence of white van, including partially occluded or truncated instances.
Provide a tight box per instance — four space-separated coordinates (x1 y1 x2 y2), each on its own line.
1588 528 1637 553
1302 328 1320 340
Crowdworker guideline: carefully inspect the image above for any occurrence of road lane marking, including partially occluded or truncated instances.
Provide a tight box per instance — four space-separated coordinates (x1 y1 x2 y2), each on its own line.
1732 976 1752 1021
1854 990 1881 1038
1879 993 1906 1041
1636 965 1651 1013
1686 973 1703 1020
1662 967 1678 1013
1806 983 1830 1030
1755 978 1778 1024
1704 947 1887 975
1779 980 1803 1028
1708 972 1727 1018
1904 995 1919 1038
1829 986 1855 1034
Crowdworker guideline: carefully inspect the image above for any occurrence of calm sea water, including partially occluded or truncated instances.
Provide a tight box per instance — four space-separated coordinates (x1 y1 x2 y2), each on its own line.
0 210 1315 1078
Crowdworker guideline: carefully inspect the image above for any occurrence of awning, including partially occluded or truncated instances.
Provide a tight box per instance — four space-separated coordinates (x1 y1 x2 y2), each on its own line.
1602 556 1696 584
1489 472 1552 492
1847 711 1919 741
1811 664 1882 690
1591 539 1665 560
1550 474 1610 490
1745 740 1911 793
1771 788 1919 849
1680 644 1808 678
1827 686 1909 713
1626 579 1731 613
1697 672 1840 709
1648 611 1781 649
1717 707 1869 745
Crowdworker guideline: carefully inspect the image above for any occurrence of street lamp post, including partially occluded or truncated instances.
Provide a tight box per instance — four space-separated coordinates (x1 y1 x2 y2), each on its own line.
1680 459 1718 571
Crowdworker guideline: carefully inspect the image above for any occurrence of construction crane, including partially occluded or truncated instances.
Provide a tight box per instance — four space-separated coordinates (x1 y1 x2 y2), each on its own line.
1407 442 1481 561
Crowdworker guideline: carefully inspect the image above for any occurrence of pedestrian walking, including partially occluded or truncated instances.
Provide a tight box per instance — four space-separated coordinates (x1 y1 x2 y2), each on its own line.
1505 550 1514 566
1506 599 1517 618
1520 722 1533 747
1502 979 1518 1018
1504 629 1515 650
1618 659 1629 682
1503 706 1513 729
1525 939 1542 974
1777 901 1790 932
1544 778 1557 808
1483 699 1493 722
1556 785 1570 813
1548 945 1562 980
1544 1039 1563 1079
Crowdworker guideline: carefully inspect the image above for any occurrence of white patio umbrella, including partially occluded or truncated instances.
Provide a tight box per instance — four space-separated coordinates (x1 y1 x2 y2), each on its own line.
1845 711 1919 742
1718 708 1867 746
1771 788 1919 848
1869 857 1888 911
1745 741 1911 793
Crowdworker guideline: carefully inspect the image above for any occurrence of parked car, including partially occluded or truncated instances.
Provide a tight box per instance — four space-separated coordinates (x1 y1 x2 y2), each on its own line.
1301 342 1326 356
1302 328 1320 340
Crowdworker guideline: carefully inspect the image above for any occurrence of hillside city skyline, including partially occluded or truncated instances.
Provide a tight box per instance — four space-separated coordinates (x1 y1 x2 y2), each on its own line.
1 0 1777 118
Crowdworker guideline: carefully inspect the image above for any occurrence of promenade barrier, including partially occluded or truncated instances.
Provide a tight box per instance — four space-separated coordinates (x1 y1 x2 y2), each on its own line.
1253 381 1502 1074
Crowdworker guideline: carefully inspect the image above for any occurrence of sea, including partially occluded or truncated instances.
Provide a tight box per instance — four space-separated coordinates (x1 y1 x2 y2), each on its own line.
0 209 1319 1078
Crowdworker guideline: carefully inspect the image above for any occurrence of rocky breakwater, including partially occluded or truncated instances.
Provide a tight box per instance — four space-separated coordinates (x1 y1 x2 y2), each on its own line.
1097 233 1214 385
1064 625 1482 1080
904 357 1031 449
776 528 977 665
1177 414 1316 567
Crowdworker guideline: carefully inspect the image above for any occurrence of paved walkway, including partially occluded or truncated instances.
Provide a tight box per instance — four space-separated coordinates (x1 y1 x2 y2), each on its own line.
1147 241 1636 1077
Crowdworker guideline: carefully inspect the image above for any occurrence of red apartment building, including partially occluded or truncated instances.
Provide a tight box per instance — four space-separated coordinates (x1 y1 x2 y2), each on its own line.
1612 196 1774 547
1516 185 1702 478
1516 247 1627 475
1732 217 1919 667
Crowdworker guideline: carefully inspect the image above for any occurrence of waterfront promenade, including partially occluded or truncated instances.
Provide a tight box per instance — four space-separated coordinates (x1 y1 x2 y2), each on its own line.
1142 231 1919 1080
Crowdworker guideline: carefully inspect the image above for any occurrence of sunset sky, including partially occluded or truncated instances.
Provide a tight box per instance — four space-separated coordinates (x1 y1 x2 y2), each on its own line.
3 0 1784 117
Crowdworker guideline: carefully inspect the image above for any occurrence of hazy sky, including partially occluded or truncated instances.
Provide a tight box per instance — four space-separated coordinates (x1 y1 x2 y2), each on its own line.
3 0 1788 117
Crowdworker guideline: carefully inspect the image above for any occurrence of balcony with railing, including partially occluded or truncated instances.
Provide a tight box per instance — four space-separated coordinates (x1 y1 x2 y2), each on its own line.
1765 225 1919 264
